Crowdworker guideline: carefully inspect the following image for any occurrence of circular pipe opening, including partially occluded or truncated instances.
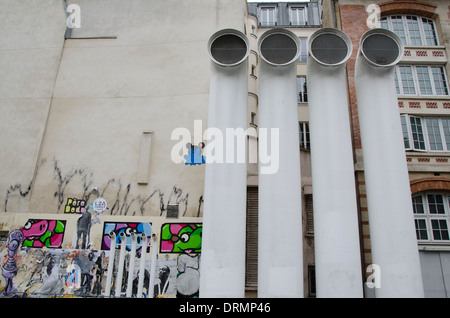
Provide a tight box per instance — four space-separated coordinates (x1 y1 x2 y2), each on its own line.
207 29 250 67
309 28 352 66
258 28 301 66
359 28 404 67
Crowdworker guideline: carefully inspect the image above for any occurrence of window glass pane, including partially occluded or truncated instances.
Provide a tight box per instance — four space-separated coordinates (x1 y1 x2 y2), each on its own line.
297 77 307 103
290 7 306 26
261 7 276 26
299 122 310 150
416 66 433 95
425 118 443 151
415 219 428 240
401 116 410 149
428 194 445 214
412 195 424 214
380 17 389 30
297 38 308 62
410 116 426 150
431 219 449 240
394 70 400 94
431 66 449 96
399 66 416 95
391 16 407 44
442 119 450 150
406 16 422 45
422 18 438 46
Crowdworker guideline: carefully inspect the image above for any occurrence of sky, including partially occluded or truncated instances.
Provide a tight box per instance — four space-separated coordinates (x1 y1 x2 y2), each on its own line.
247 0 310 2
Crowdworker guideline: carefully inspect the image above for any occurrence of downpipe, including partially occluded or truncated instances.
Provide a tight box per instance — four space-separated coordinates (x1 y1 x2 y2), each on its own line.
257 28 303 298
199 29 250 298
307 28 363 298
355 28 424 297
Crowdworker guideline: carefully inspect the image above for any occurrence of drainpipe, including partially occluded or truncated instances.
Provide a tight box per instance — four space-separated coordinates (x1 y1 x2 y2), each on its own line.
199 29 250 298
355 28 424 297
257 28 303 298
307 28 363 298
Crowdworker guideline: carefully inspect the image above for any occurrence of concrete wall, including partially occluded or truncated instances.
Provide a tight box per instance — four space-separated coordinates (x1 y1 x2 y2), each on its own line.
0 0 247 242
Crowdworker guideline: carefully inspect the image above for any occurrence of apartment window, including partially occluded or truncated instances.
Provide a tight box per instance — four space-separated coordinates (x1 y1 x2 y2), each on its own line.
260 7 276 27
290 7 306 26
297 38 308 62
299 122 310 150
395 65 449 96
413 193 450 242
381 15 439 46
401 115 450 152
297 77 308 103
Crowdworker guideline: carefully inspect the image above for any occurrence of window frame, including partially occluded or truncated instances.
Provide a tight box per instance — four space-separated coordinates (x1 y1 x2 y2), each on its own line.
412 192 450 243
259 6 277 27
380 15 439 46
395 65 449 97
297 76 308 103
401 115 450 153
299 122 310 150
289 6 307 26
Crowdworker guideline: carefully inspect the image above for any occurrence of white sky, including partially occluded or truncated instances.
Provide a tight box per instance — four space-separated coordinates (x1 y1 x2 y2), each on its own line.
247 0 310 2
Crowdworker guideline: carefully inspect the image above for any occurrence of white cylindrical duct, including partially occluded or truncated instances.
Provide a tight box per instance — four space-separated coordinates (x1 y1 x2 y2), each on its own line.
137 233 147 298
307 28 363 298
355 28 424 297
149 233 158 298
115 232 127 297
257 28 303 298
126 233 137 297
199 29 249 298
104 231 116 297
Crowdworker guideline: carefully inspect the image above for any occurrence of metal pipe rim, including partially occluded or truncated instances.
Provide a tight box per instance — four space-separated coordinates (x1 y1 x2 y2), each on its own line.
257 28 301 66
207 29 250 67
308 28 352 67
358 28 404 68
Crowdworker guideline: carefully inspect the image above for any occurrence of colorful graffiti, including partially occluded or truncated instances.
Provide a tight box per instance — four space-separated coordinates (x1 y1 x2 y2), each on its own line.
0 248 105 297
21 219 66 248
160 223 202 254
101 222 152 252
64 198 86 214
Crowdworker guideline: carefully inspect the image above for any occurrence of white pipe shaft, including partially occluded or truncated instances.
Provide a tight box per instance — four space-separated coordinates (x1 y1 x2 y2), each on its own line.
307 29 363 298
149 234 158 297
126 233 137 297
137 233 147 298
257 29 303 298
104 231 116 297
199 30 249 298
355 29 423 297
115 232 127 297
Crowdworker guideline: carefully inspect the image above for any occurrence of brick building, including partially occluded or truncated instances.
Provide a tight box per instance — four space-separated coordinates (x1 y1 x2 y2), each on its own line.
323 0 450 297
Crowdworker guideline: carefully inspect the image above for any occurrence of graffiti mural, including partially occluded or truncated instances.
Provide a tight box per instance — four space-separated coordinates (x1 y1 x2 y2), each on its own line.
176 254 200 298
160 223 202 254
64 198 86 214
21 219 66 248
0 248 105 297
101 222 152 253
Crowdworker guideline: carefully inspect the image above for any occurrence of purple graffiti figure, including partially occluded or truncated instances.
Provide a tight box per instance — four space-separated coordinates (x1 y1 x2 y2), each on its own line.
2 230 23 297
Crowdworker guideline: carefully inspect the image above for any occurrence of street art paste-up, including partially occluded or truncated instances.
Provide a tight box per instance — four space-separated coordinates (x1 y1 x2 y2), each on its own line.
160 223 202 254
1 230 24 297
21 219 66 248
64 198 86 214
101 222 152 253
89 197 109 225
184 142 205 165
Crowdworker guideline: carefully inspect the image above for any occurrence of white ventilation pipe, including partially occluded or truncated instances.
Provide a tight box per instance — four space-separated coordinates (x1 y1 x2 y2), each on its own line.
148 233 158 298
104 231 116 297
199 29 250 298
126 233 137 297
355 28 424 297
137 233 147 298
307 28 363 298
257 28 303 298
115 232 127 297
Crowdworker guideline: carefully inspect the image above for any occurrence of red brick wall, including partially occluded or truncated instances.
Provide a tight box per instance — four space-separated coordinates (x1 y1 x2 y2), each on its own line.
340 5 368 150
379 1 437 19
410 177 450 194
